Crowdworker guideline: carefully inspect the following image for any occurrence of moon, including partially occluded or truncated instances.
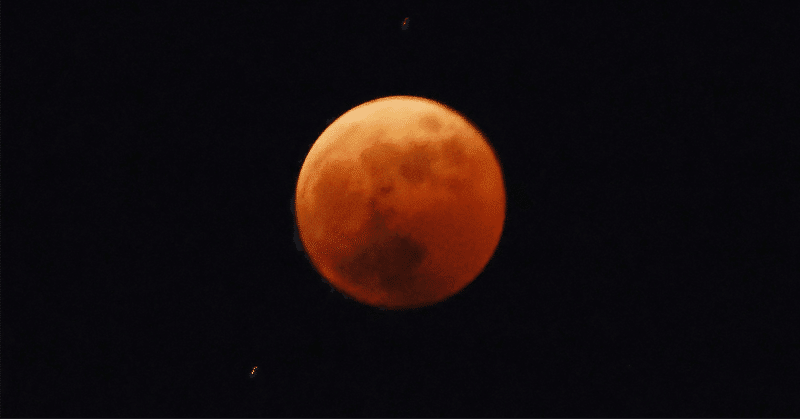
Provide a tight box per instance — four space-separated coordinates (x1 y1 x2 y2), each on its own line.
295 96 506 310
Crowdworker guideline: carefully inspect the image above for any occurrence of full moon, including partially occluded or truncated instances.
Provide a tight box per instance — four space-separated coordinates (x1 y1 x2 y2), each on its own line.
295 96 506 310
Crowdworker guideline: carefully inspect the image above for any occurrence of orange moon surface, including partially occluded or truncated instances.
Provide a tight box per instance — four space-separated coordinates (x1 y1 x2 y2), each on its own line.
295 96 506 309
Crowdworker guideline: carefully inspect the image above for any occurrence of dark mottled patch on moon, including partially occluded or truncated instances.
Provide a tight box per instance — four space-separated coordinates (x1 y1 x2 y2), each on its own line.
398 142 435 184
444 176 468 193
441 136 467 166
419 114 442 133
338 233 428 291
359 141 403 178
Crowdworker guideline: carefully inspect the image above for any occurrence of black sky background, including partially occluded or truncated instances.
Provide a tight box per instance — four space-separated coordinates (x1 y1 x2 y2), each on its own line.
4 1 799 417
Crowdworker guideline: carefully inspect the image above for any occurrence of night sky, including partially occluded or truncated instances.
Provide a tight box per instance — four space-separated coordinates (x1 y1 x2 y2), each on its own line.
5 2 799 417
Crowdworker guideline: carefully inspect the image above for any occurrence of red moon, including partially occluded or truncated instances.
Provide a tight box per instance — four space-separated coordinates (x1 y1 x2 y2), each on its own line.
295 96 506 309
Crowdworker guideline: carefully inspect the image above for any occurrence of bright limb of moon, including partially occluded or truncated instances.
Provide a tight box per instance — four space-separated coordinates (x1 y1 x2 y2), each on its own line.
295 96 506 309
